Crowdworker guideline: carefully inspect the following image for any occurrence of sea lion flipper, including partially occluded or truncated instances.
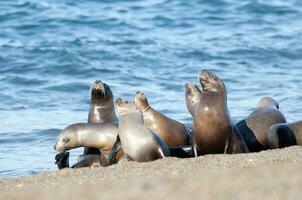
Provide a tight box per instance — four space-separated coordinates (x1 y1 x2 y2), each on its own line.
192 144 198 157
108 135 122 165
227 125 249 154
224 126 235 154
169 145 194 158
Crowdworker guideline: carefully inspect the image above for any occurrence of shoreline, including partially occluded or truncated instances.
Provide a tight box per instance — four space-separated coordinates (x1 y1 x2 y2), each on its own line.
1 146 302 199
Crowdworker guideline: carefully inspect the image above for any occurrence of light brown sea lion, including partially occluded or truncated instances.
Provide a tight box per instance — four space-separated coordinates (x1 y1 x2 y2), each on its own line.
192 70 233 156
235 97 286 152
133 91 190 148
115 98 170 162
185 83 201 117
85 80 118 155
54 123 118 158
268 120 302 149
88 80 118 123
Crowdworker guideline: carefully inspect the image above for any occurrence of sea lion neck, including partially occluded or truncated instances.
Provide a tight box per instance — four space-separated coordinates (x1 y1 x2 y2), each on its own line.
90 97 111 105
201 90 227 100
78 130 106 149
141 105 151 113
202 85 226 94
88 99 118 123
119 113 143 124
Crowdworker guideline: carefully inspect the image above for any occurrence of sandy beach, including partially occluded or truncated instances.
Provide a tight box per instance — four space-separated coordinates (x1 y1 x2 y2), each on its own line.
1 146 302 200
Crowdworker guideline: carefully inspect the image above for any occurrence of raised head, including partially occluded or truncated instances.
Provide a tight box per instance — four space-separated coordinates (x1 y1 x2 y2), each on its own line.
115 98 141 118
185 83 201 103
90 80 113 104
185 83 201 116
133 91 150 113
199 70 225 93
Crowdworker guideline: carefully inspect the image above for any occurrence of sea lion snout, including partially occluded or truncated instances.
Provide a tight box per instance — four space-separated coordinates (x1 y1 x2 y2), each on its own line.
135 91 144 96
54 142 65 152
199 70 212 88
198 70 224 92
133 92 150 113
134 91 146 101
185 83 199 96
115 98 128 106
199 69 213 80
185 83 194 89
91 80 106 95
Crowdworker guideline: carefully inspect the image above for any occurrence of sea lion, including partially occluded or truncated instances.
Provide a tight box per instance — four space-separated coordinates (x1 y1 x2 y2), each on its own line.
114 98 170 162
55 152 108 169
72 154 108 168
55 152 70 169
54 123 118 158
133 91 190 148
192 70 233 156
268 121 302 149
88 80 118 123
185 83 201 117
85 80 118 155
235 97 286 152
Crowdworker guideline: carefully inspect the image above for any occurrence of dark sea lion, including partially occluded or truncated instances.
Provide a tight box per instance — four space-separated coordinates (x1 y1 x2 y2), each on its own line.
192 70 233 156
54 123 118 158
133 91 190 148
114 98 170 162
235 97 286 152
184 81 248 154
85 80 118 155
185 83 201 117
268 120 302 149
55 152 70 169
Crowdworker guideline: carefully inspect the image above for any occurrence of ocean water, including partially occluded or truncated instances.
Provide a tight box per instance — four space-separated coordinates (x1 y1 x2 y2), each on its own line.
0 0 302 178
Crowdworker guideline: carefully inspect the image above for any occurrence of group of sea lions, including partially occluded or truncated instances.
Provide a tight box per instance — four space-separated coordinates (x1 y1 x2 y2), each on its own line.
54 69 302 169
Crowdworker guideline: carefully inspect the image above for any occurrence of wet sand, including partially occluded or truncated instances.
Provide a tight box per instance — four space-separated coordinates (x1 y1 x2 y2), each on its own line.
1 146 302 200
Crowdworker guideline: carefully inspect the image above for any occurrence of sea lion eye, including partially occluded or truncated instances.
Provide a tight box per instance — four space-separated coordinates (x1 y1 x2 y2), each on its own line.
63 138 70 143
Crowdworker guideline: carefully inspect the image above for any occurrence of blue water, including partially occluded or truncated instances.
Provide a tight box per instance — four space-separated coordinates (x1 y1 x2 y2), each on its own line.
0 0 302 178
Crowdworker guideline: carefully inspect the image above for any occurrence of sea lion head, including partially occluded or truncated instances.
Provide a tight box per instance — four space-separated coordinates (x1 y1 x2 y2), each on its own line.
90 80 113 104
185 83 201 105
133 91 150 112
115 98 141 117
199 70 225 93
256 97 279 109
54 125 81 152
